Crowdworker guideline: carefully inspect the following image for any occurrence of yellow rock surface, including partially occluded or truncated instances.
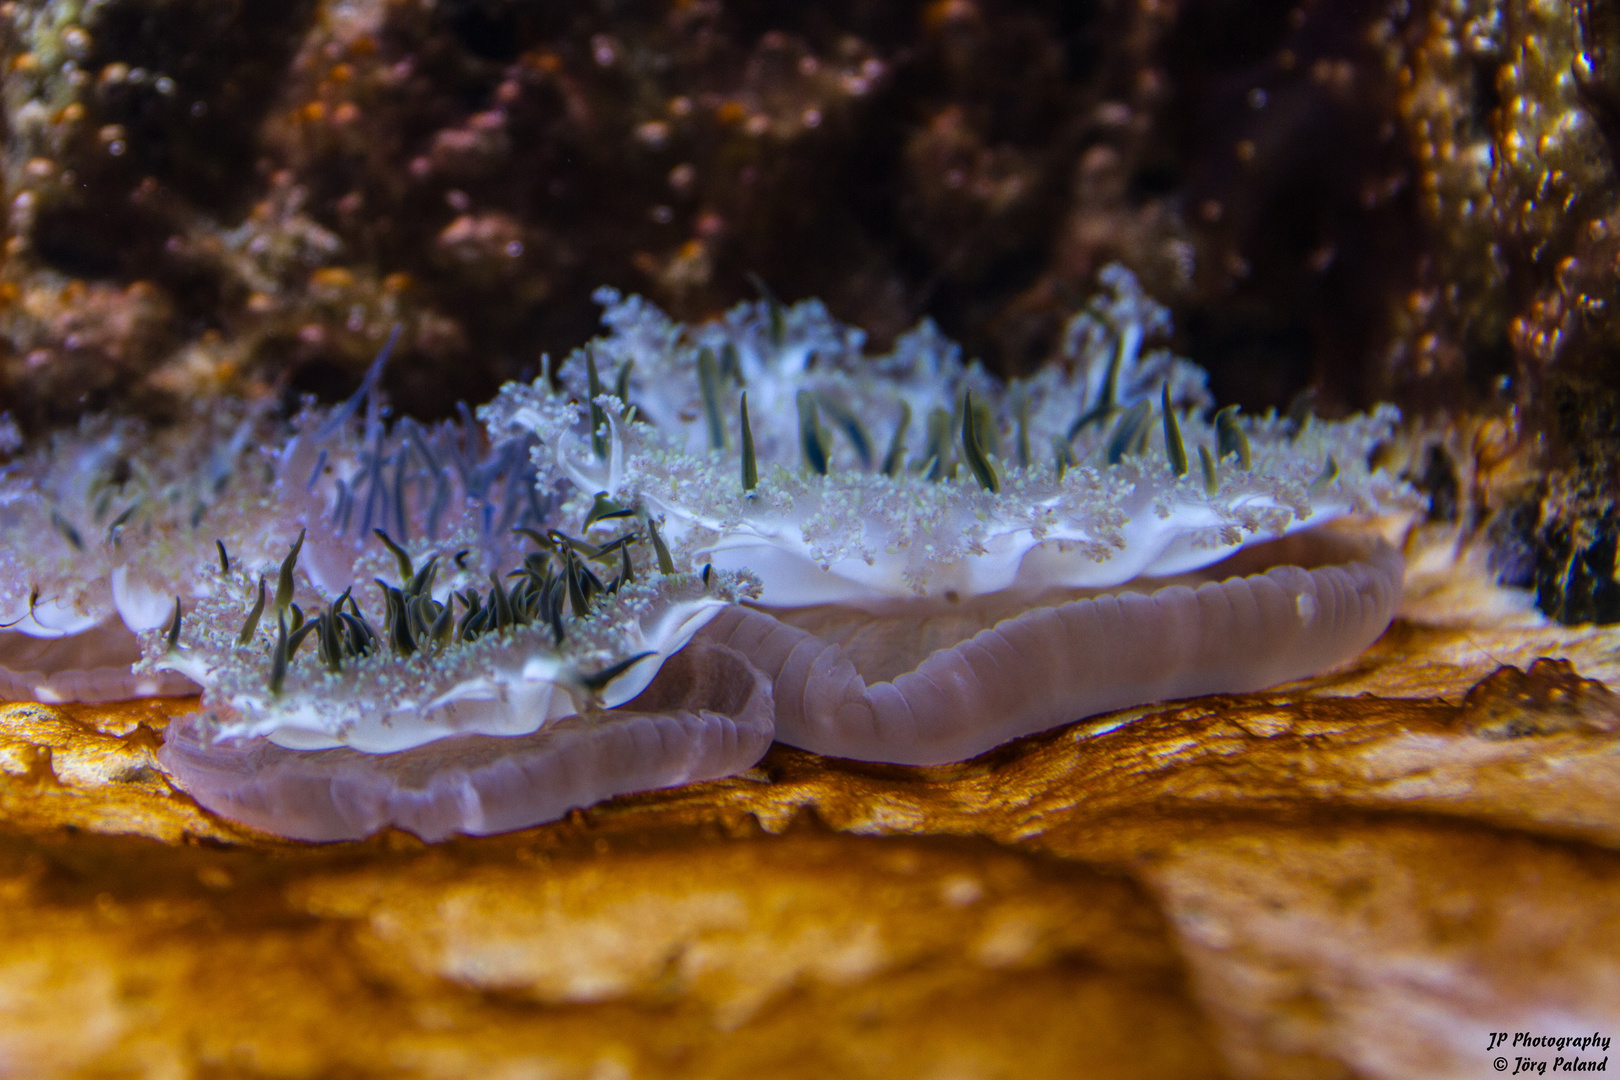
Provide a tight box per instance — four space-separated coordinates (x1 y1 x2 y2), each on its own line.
1 530 1618 1078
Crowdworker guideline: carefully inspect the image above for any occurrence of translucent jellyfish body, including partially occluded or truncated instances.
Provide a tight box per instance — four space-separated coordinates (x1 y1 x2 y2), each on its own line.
153 516 771 841
494 268 1412 764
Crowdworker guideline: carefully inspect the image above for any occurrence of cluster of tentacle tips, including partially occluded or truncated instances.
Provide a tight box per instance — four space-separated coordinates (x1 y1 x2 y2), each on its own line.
147 485 752 753
221 512 658 692
486 264 1409 606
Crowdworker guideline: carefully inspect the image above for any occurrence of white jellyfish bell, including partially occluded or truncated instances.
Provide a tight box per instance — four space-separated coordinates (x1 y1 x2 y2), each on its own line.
495 267 1412 765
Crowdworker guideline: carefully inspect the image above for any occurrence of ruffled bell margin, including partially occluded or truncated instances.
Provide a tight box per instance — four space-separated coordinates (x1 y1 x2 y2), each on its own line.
159 638 773 842
700 529 1404 765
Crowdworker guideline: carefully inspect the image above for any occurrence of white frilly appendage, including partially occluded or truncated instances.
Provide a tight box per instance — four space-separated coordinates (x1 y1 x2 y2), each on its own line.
489 267 1409 609
489 267 1416 764
702 528 1404 764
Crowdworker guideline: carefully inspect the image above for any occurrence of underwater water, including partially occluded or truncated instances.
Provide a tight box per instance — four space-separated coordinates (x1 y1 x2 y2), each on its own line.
0 0 1617 1076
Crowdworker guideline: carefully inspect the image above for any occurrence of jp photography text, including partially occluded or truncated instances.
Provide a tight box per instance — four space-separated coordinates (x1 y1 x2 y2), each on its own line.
1488 1031 1611 1075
